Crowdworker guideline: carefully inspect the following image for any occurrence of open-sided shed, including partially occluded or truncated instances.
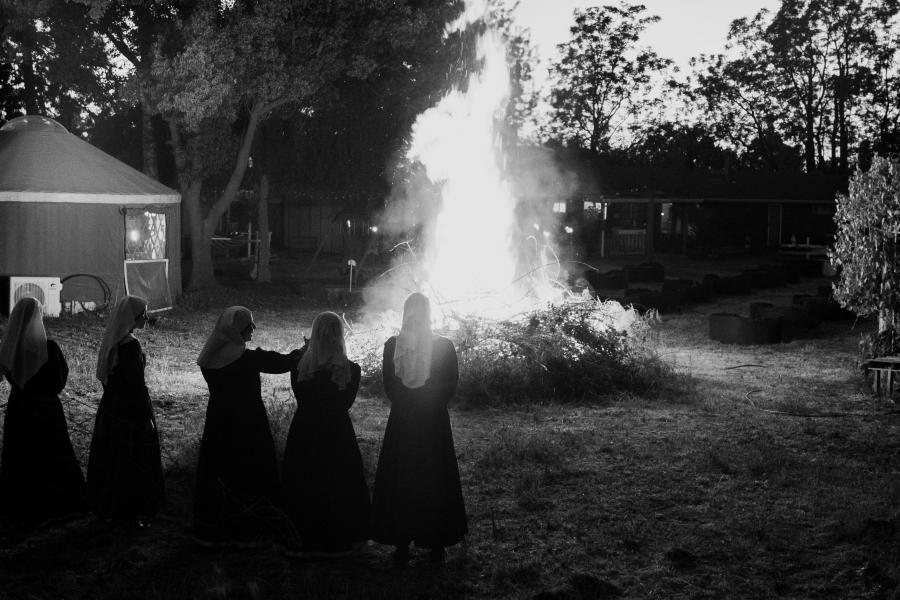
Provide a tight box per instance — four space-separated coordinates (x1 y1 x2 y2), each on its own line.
0 115 181 312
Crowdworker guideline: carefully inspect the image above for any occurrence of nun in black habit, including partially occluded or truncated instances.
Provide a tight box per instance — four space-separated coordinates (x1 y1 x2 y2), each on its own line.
86 295 164 528
193 306 302 547
283 311 369 555
0 297 85 528
369 292 467 562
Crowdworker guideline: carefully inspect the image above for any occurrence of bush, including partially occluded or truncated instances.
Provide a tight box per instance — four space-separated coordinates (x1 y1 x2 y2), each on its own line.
831 156 900 336
451 298 668 406
859 328 900 366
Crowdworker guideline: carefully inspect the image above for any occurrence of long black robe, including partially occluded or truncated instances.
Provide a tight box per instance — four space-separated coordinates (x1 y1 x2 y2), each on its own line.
0 340 85 527
86 338 164 521
193 348 296 543
283 361 369 551
369 335 467 549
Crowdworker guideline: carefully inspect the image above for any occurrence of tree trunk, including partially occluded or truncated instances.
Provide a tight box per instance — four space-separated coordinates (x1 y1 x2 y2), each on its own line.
168 121 215 291
255 174 272 283
20 34 40 115
139 86 158 179
838 93 848 174
202 104 264 234
183 180 217 291
189 226 216 291
831 93 838 168
590 114 601 154
878 308 895 335
170 98 279 290
804 113 817 172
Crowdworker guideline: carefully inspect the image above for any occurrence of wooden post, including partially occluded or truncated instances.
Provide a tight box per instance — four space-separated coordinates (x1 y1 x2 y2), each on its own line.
646 198 656 257
600 202 607 258
255 174 272 283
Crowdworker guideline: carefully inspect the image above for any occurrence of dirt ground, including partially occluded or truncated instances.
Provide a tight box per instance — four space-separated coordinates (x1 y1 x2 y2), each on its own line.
0 252 898 599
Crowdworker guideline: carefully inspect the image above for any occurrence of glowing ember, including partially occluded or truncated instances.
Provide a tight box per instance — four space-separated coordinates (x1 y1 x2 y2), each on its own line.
404 0 559 319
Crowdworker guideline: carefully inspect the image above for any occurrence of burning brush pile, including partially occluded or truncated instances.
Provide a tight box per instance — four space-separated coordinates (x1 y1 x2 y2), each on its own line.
449 295 667 406
347 293 670 407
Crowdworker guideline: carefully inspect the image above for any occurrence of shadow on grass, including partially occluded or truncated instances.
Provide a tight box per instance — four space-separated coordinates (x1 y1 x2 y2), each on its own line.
0 512 484 599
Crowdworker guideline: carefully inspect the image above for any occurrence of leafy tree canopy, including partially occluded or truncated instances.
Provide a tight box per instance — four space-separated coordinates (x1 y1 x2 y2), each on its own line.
0 0 114 129
546 1 672 154
830 155 900 337
624 122 735 170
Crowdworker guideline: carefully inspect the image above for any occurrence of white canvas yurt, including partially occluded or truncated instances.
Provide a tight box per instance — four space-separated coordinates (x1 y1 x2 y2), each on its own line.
0 115 181 314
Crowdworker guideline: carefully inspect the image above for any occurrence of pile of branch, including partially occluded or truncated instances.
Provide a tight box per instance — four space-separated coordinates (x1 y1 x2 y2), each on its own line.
452 298 667 406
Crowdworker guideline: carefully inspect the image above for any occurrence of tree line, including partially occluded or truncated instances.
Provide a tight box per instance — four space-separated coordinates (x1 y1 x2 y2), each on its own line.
1 0 898 289
544 0 900 173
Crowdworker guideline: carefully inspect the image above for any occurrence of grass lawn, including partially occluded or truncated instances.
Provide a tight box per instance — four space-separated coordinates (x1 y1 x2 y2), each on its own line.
0 268 898 599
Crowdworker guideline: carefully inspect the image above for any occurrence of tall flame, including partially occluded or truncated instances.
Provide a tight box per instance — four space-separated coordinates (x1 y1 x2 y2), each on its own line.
355 0 641 356
406 0 558 318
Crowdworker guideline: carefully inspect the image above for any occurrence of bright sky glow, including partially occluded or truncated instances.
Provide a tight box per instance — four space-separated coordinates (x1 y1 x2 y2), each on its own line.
513 0 782 82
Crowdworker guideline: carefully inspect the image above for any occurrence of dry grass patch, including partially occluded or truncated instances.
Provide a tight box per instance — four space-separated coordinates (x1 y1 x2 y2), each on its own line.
0 277 899 598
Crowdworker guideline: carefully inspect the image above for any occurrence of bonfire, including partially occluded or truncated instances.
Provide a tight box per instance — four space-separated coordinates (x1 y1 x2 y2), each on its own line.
339 0 659 404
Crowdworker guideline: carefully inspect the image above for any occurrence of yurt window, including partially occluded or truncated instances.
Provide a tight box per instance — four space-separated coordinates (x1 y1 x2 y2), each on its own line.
125 210 167 260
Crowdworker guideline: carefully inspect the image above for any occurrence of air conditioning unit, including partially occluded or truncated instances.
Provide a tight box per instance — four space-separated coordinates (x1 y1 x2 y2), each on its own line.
0 276 63 318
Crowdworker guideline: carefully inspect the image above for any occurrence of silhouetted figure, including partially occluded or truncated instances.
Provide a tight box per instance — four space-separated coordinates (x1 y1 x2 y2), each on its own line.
283 311 369 556
193 306 301 547
0 297 85 529
87 295 164 529
370 293 467 562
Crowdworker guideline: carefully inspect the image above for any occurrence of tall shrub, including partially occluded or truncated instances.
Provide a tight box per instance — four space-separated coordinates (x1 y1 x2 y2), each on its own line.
830 156 900 355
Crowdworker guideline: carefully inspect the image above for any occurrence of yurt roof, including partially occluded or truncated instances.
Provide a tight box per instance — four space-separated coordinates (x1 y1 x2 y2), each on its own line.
0 115 179 205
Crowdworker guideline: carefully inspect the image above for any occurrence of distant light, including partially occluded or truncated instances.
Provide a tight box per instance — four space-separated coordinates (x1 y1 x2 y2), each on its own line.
564 226 573 234
542 230 550 238
533 223 540 231
346 220 352 228
370 226 379 233
129 230 140 242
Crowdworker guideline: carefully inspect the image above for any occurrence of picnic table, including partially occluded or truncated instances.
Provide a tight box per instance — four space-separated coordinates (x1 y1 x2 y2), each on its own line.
865 356 900 400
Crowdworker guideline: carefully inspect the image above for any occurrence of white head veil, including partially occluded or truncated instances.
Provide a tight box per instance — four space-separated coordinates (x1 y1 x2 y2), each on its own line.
296 311 351 390
393 292 433 389
197 306 253 369
96 295 148 385
0 297 48 388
